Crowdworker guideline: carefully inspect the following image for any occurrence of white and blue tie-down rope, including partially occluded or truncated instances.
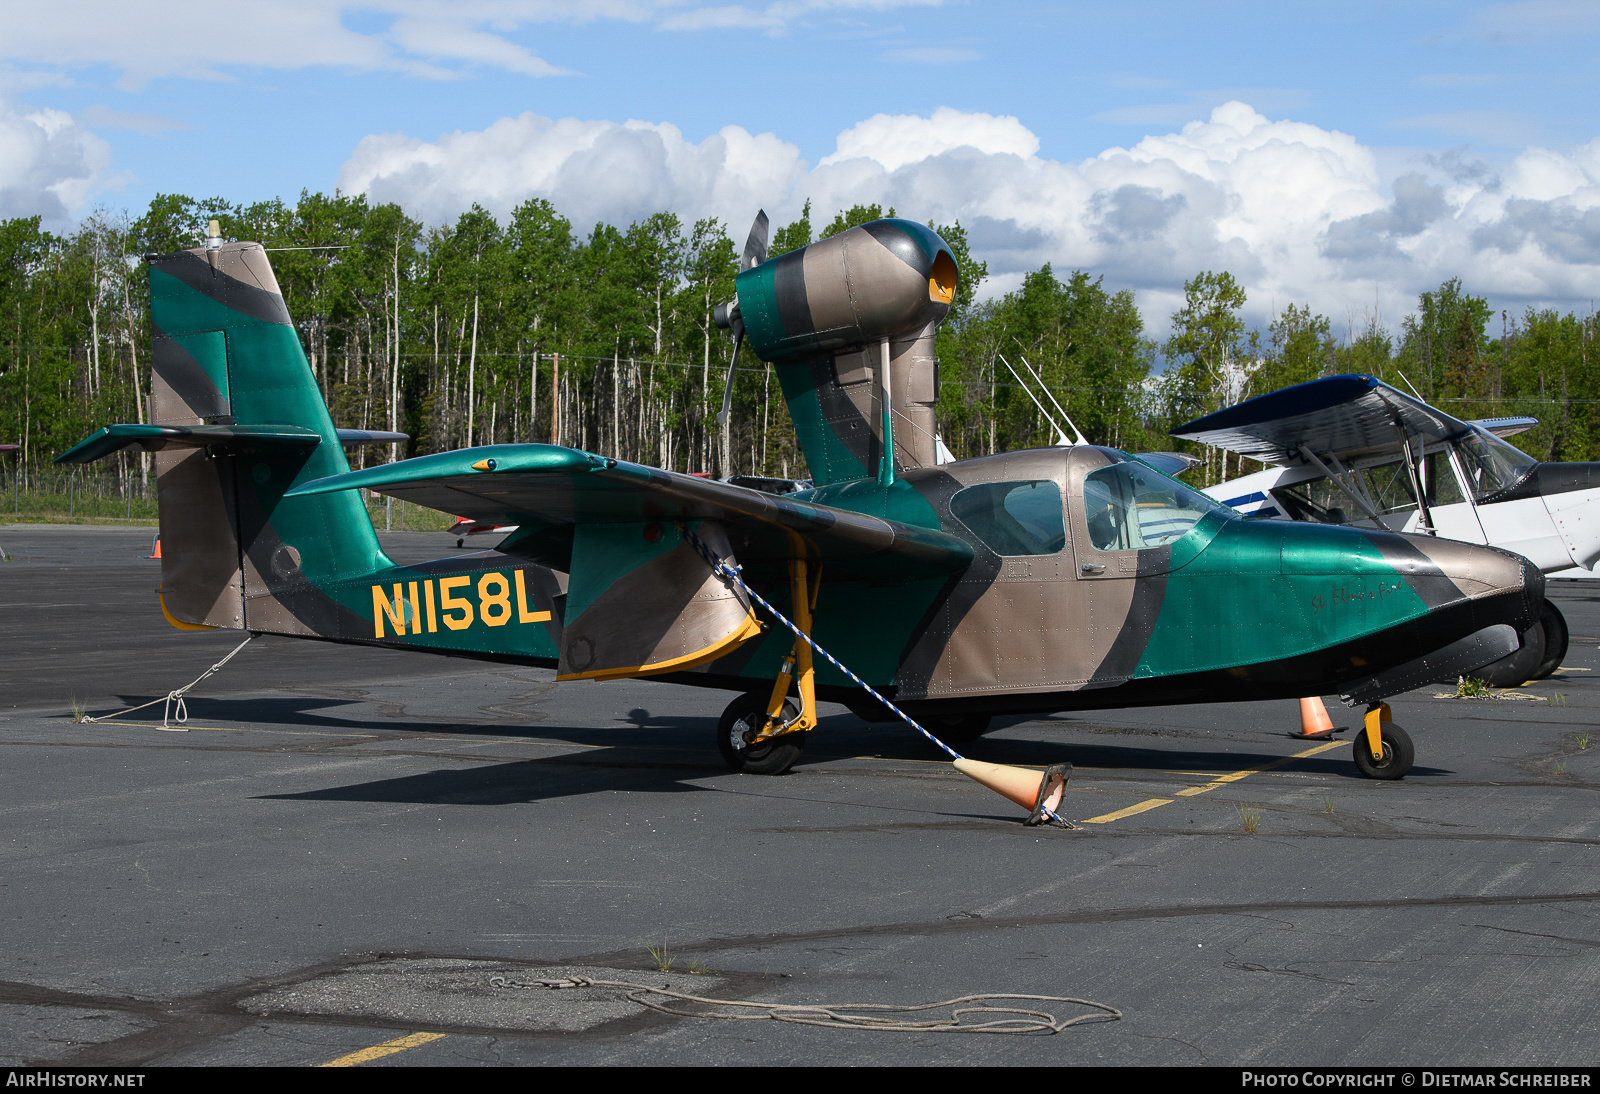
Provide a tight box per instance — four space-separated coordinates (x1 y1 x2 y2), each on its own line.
676 522 1069 826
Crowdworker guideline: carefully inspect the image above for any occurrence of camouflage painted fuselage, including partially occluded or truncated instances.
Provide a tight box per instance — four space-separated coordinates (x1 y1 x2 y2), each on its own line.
58 230 1539 722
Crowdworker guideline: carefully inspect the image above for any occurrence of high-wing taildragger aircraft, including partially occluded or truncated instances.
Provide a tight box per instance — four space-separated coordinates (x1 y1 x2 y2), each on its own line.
57 217 1542 782
1174 374 1599 687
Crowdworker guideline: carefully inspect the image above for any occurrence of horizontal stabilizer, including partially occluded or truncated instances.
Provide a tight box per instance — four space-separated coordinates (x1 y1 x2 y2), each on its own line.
1130 452 1202 476
289 443 974 582
1467 417 1539 439
336 429 408 446
55 423 324 464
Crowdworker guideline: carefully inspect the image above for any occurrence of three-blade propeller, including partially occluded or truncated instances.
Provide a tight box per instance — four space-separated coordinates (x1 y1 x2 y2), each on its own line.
716 209 768 428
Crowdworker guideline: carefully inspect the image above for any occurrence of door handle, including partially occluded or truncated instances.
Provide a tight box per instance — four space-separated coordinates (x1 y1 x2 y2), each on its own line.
1080 562 1106 574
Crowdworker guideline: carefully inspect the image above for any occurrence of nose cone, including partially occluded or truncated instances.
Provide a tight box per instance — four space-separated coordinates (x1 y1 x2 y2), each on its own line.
1361 529 1542 657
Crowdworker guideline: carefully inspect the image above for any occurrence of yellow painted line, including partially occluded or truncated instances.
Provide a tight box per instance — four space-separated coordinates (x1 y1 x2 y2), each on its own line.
318 1031 447 1067
1082 798 1174 824
1081 739 1347 823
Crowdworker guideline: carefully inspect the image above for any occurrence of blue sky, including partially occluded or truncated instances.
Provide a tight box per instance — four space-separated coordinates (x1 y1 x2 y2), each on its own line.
3 1 1598 333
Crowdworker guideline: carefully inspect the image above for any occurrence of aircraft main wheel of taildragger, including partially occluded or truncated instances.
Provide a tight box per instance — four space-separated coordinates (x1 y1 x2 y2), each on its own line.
717 692 807 776
1472 619 1546 687
1529 601 1570 682
923 713 992 744
1352 722 1414 780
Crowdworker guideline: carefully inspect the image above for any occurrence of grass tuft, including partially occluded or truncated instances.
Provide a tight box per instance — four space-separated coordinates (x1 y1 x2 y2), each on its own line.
1237 803 1262 834
1454 675 1493 699
68 697 85 724
647 942 674 973
1576 735 1589 751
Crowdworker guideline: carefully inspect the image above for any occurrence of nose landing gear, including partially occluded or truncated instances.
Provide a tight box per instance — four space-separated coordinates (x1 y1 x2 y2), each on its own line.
1353 702 1414 780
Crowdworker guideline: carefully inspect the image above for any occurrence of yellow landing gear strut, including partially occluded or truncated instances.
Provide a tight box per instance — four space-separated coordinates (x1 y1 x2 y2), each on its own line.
1354 701 1415 780
750 558 822 746
714 558 821 775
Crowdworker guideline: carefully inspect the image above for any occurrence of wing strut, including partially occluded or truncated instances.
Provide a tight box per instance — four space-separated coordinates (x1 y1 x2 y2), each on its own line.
1397 429 1437 536
1297 445 1382 522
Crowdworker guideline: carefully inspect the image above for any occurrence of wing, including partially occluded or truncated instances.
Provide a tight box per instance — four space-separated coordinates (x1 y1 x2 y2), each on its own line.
288 443 971 585
290 445 973 682
1171 374 1482 467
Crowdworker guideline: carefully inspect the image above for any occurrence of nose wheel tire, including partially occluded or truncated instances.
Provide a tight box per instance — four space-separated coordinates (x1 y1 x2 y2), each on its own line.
1352 722 1414 780
717 692 807 775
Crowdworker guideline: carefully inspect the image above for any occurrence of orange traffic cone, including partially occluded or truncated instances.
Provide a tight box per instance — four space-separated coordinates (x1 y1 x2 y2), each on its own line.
149 535 162 560
1292 696 1337 739
954 758 1071 825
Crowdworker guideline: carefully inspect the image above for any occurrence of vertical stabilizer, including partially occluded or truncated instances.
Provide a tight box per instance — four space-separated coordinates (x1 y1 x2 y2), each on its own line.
146 241 386 634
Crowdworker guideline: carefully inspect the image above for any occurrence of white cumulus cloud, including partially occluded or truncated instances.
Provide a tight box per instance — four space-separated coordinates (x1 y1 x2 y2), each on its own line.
0 98 115 225
820 107 1037 173
339 113 808 231
337 101 1600 335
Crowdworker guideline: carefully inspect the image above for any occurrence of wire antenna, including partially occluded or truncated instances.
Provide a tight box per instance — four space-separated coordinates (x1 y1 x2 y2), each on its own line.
997 355 1079 447
1017 354 1086 446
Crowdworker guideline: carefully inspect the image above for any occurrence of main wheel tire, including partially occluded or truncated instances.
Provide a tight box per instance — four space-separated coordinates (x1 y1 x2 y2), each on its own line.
1352 722 1415 780
1472 619 1546 687
922 713 992 744
1529 601 1569 682
717 692 807 775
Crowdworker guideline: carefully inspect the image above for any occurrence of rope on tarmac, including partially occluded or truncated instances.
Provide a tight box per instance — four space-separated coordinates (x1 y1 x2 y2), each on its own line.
78 633 255 730
674 522 1073 827
489 975 1121 1034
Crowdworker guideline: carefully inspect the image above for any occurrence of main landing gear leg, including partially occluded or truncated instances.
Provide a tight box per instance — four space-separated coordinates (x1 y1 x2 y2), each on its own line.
716 558 820 776
1352 701 1414 780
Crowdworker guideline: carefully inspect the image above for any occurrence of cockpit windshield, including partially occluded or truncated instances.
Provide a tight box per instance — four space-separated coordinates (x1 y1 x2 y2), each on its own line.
1454 427 1538 501
1083 459 1230 550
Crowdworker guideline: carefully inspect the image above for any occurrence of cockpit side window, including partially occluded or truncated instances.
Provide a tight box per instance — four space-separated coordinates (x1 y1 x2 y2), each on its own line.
950 480 1066 556
1083 463 1224 550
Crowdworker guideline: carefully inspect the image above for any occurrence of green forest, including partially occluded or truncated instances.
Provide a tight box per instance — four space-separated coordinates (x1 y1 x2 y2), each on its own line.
2 190 1597 502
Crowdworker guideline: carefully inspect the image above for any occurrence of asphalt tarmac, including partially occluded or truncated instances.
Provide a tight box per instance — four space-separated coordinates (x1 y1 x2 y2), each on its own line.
3 524 1599 1067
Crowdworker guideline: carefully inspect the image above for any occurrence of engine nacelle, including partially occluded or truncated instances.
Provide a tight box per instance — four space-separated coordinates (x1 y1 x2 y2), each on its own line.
729 219 958 361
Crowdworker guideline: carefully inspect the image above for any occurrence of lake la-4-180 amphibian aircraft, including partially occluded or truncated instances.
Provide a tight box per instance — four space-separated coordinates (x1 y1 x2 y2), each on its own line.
58 215 1543 784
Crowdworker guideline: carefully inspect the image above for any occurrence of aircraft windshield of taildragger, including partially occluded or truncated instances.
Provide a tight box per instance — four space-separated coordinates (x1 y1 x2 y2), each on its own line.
1267 426 1537 527
1084 458 1230 550
1455 425 1538 502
